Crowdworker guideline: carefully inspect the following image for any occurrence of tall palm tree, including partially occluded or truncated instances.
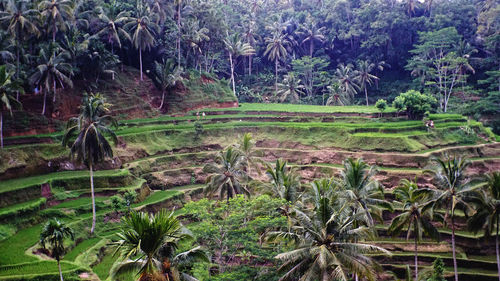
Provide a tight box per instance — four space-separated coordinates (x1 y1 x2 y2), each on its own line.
389 179 440 281
468 172 500 281
153 58 184 109
264 32 290 95
276 73 305 103
38 0 74 42
182 19 210 71
425 156 474 281
0 0 40 83
297 15 326 57
244 19 258 75
174 0 184 67
29 48 73 114
62 94 117 234
267 182 389 281
124 2 159 81
338 158 391 227
0 65 22 148
223 33 255 97
40 219 74 281
112 210 208 281
237 133 262 175
203 146 250 201
93 10 131 55
355 60 379 106
334 63 360 101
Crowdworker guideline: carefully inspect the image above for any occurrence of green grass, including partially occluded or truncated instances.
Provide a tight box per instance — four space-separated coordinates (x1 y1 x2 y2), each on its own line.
47 197 109 210
0 198 47 219
0 225 42 265
92 251 115 280
0 169 129 194
132 190 183 208
202 103 397 113
0 260 80 279
63 237 102 261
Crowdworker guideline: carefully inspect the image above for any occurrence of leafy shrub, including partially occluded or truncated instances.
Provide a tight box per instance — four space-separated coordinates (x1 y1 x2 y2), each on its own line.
375 99 388 115
393 90 437 120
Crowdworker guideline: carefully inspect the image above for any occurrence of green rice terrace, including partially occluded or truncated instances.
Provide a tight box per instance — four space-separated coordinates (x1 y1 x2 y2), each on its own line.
0 102 499 281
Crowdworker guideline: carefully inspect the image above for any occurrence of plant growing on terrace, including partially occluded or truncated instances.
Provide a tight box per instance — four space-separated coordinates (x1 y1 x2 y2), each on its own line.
237 133 262 176
388 179 440 281
40 219 74 281
112 210 208 281
62 94 117 234
203 146 250 201
375 99 387 117
468 172 500 281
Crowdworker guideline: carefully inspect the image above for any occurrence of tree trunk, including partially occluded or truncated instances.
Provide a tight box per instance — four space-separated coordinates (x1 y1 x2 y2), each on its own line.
249 55 252 76
58 259 64 281
159 90 165 109
451 209 458 281
275 59 278 95
496 216 500 281
229 52 236 96
53 23 56 42
53 79 57 103
90 162 96 234
0 112 3 149
415 226 418 281
42 89 47 115
310 39 314 57
139 47 143 81
177 3 181 67
364 86 369 106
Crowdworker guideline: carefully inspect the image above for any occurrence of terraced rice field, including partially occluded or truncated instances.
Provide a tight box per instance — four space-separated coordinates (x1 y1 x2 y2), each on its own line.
0 103 498 280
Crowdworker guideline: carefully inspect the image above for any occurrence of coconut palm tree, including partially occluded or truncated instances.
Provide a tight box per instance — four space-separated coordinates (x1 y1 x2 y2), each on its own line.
244 19 258 75
153 58 184 109
337 158 391 227
62 94 117 234
468 172 500 281
267 181 389 281
297 15 326 57
334 63 360 101
40 219 74 281
182 19 210 71
0 65 22 148
237 133 262 176
124 2 159 81
326 82 350 106
93 9 131 55
29 48 73 114
264 32 290 95
0 0 40 82
389 179 440 281
355 60 379 106
265 159 301 204
276 73 305 103
425 156 474 281
112 210 208 281
38 0 74 42
223 33 255 97
203 146 250 201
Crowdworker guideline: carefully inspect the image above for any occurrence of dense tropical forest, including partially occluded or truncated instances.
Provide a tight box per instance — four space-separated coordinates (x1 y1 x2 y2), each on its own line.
0 0 499 281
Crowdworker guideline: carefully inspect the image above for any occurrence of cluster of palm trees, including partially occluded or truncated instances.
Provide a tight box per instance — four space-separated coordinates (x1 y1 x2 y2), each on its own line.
202 136 500 280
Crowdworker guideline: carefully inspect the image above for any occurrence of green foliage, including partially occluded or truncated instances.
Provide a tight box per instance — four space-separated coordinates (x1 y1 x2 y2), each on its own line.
375 99 387 113
0 198 46 220
427 258 446 281
395 90 437 120
194 121 204 141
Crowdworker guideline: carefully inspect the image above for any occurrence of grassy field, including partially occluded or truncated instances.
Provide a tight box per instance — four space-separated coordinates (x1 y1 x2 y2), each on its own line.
202 103 397 113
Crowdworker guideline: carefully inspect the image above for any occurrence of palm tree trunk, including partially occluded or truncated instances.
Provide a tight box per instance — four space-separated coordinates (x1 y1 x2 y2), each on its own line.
496 216 500 281
177 3 181 67
42 88 47 115
415 225 418 281
249 55 252 76
0 112 3 149
275 59 278 95
53 80 57 103
364 86 369 106
310 39 314 57
53 23 56 42
90 162 96 234
229 52 236 96
159 90 165 109
451 208 458 281
139 47 143 81
57 259 64 281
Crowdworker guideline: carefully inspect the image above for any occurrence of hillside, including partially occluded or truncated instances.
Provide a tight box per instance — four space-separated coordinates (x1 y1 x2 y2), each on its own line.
0 104 499 280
